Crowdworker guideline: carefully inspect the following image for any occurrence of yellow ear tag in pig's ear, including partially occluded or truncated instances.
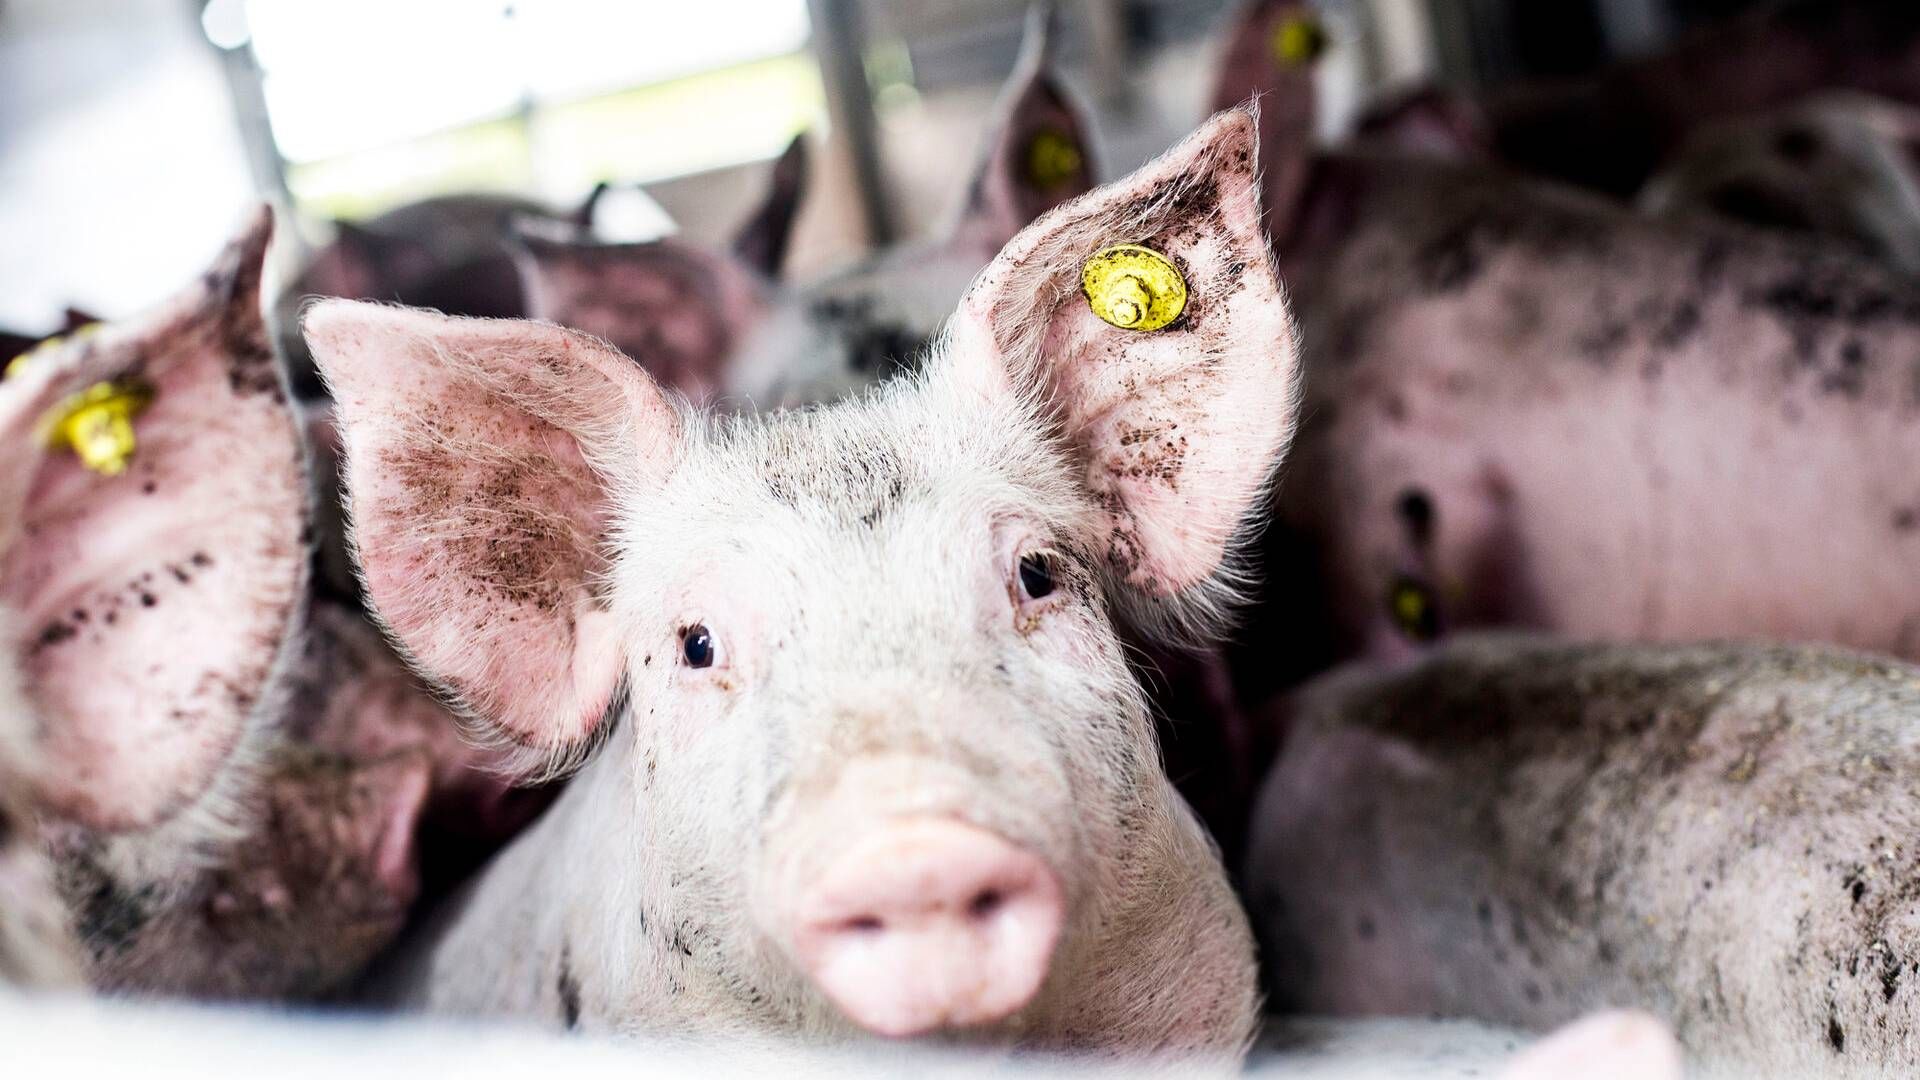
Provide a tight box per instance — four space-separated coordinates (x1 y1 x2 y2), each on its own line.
3 321 101 380
1270 12 1328 68
1025 128 1083 191
40 380 154 477
1387 574 1440 642
1082 244 1187 331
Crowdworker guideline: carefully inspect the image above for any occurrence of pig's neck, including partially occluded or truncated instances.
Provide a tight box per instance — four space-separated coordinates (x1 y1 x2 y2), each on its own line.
371 749 661 1027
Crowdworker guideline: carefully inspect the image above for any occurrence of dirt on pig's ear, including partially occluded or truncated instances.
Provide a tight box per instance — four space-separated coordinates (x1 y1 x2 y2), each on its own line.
303 302 680 779
948 3 1098 260
950 107 1301 644
0 205 308 832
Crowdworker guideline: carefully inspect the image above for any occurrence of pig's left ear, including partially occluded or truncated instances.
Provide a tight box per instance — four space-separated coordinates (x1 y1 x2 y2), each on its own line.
0 207 308 831
948 5 1097 260
952 108 1299 633
304 302 679 777
730 133 810 279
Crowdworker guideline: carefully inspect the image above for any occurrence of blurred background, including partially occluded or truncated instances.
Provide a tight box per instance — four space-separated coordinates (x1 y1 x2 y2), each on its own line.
0 0 1785 330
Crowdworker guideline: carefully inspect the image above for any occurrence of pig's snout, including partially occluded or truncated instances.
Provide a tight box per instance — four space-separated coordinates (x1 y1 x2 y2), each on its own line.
789 817 1064 1038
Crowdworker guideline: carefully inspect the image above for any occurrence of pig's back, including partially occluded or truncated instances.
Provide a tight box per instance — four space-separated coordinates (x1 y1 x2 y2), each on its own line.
1248 636 1920 1077
1284 154 1920 659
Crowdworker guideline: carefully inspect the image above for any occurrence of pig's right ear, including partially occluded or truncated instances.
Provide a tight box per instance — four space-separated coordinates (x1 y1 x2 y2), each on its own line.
950 108 1299 640
1208 0 1325 245
303 302 679 775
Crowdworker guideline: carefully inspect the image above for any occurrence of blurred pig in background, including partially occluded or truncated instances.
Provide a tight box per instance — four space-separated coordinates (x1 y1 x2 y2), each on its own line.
0 210 516 1001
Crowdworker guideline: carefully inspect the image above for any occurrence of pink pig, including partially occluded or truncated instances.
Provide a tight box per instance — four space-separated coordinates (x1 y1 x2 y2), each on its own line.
310 109 1294 1056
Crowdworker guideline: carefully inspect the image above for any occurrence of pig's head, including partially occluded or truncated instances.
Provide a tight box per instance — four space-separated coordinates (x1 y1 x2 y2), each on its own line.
0 208 306 843
728 7 1098 409
1209 0 1324 249
510 136 808 403
308 108 1290 1052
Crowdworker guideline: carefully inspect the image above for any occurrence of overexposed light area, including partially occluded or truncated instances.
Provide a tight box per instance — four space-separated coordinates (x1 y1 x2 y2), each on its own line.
246 0 810 163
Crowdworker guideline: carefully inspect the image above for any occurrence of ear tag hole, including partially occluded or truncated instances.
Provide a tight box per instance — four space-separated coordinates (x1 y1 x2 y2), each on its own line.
1082 244 1187 331
1270 13 1329 67
1025 128 1084 191
40 380 153 476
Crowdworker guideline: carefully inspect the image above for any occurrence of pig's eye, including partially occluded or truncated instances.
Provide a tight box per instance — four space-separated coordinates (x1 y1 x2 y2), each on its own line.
1018 552 1058 600
681 624 715 668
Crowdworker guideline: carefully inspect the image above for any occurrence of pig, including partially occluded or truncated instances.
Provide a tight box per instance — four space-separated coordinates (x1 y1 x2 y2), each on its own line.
1427 0 1920 198
509 134 809 402
514 5 1096 410
274 192 599 400
307 108 1292 1055
1206 0 1920 712
1248 636 1920 1078
0 210 451 1001
1639 92 1920 276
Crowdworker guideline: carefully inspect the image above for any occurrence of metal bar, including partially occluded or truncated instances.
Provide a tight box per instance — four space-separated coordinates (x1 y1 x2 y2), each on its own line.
807 0 894 248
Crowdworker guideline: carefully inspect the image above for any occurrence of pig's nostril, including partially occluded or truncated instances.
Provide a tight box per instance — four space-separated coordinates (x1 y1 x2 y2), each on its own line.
791 818 1065 1038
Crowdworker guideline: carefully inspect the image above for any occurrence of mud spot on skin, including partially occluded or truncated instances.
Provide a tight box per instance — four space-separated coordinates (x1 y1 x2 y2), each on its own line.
557 946 581 1029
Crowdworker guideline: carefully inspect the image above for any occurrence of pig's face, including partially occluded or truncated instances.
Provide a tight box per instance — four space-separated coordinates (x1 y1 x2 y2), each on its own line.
310 109 1291 1053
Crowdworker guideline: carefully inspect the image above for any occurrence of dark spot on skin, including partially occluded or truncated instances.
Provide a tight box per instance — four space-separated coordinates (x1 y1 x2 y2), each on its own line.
36 621 77 649
556 946 581 1029
139 593 157 608
1894 509 1918 533
1396 488 1435 548
1828 1011 1846 1053
1849 874 1868 904
1774 127 1822 165
73 872 155 958
1356 915 1375 940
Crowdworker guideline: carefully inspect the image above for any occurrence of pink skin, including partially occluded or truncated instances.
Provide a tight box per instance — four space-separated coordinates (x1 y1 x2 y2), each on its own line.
1499 1012 1683 1080
789 818 1065 1037
1249 639 1920 1073
0 206 305 833
0 210 463 1000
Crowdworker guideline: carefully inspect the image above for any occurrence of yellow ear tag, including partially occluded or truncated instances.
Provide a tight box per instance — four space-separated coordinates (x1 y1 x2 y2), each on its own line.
4 321 101 381
1025 128 1083 191
1082 244 1187 332
1387 575 1440 642
41 381 153 477
1270 12 1328 68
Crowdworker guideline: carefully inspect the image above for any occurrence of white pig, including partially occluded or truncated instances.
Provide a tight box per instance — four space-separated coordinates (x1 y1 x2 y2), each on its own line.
309 108 1293 1056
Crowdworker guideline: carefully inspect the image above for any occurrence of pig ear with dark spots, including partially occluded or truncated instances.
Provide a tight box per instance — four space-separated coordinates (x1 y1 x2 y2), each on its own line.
949 4 1097 259
730 133 810 279
303 301 680 777
0 206 307 832
510 228 769 402
1208 0 1324 245
952 108 1300 639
